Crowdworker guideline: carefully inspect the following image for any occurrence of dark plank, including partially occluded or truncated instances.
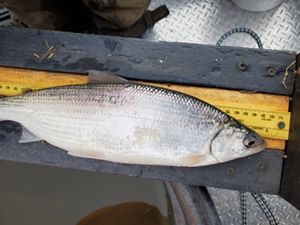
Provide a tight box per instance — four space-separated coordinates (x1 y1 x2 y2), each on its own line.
0 27 296 95
281 74 300 209
0 121 283 194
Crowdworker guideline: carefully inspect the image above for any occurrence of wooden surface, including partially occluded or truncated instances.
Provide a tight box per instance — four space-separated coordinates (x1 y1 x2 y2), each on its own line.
0 27 296 95
0 67 288 150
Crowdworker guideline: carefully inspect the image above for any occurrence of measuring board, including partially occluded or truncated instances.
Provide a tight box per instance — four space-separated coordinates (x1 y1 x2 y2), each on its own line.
0 67 291 146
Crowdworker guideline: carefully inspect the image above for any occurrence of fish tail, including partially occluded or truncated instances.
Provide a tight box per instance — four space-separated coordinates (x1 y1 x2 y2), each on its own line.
0 96 11 121
0 99 4 121
0 96 5 120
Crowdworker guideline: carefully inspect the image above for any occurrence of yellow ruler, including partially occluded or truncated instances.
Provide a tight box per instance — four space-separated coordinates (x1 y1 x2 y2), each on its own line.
0 67 291 143
217 106 290 140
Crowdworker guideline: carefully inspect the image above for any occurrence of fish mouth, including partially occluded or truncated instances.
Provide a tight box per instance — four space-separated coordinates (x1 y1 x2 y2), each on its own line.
247 138 266 155
253 141 266 152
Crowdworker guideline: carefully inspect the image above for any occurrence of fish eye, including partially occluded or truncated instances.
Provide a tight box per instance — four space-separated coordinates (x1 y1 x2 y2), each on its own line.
243 133 257 148
246 140 255 146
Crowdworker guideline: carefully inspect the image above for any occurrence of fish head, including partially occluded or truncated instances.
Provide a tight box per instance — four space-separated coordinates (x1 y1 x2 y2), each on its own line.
210 120 266 163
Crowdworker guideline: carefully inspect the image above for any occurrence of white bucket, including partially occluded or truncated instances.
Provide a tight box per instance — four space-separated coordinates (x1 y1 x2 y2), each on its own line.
232 0 284 12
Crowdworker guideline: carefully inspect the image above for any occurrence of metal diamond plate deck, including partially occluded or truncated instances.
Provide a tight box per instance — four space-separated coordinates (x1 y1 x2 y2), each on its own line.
208 188 300 225
145 0 300 52
145 0 300 224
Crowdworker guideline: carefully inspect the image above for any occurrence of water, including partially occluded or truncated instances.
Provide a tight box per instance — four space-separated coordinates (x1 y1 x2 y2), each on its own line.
0 161 169 225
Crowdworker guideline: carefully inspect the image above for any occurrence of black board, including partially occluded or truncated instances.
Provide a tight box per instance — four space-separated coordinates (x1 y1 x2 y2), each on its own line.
0 27 296 95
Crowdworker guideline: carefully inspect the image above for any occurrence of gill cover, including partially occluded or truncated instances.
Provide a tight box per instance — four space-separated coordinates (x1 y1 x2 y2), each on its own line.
210 120 265 163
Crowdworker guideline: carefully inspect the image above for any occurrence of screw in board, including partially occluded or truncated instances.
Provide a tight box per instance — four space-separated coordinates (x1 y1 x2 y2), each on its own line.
267 67 276 76
238 62 248 71
277 121 285 129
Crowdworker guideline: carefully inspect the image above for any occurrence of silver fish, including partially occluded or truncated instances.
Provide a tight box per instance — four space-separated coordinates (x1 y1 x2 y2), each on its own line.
0 71 265 167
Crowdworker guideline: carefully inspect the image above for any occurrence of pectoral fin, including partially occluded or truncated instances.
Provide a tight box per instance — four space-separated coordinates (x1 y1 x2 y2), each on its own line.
177 154 206 167
19 126 42 143
67 150 104 160
87 70 128 84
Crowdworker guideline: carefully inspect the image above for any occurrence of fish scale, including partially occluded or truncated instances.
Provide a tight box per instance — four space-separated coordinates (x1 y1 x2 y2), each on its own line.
0 82 265 167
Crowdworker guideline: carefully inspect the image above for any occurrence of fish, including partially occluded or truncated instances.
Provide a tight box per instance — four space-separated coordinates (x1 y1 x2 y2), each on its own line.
0 71 265 167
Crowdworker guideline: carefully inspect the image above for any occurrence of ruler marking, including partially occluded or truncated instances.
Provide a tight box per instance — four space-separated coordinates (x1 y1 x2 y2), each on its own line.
216 106 290 140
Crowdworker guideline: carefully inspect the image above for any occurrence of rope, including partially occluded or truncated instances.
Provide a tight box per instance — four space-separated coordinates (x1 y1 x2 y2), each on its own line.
216 27 263 49
252 193 279 225
240 192 247 225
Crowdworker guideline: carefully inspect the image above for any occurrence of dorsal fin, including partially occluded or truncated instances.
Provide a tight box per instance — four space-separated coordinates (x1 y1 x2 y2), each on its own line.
87 70 128 84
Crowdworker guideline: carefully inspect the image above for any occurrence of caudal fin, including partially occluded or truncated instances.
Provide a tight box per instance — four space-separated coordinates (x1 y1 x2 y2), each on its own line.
0 96 11 121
